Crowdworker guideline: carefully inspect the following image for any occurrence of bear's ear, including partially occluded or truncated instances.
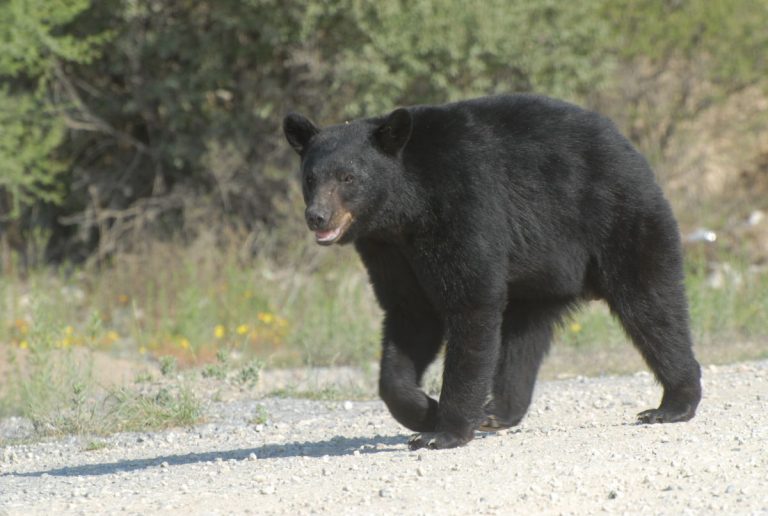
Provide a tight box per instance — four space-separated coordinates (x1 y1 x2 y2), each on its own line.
283 113 320 155
374 108 412 156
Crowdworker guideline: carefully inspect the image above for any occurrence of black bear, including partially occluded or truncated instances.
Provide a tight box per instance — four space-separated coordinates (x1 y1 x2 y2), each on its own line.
283 94 702 450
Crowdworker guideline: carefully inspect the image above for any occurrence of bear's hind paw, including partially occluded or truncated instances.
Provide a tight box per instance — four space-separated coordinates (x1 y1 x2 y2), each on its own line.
636 405 695 424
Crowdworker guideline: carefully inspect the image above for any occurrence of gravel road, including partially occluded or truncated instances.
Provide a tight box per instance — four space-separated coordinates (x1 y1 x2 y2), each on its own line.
1 360 767 515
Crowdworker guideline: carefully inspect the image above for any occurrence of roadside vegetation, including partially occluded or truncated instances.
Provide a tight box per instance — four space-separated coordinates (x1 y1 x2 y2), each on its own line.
2 236 766 438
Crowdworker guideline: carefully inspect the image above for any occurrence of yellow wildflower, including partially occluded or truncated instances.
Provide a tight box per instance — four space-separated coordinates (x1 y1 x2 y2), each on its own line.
257 312 274 324
19 340 29 350
214 325 226 339
64 325 75 336
105 330 120 344
179 338 191 350
236 324 249 335
139 346 147 355
569 322 582 334
14 319 29 335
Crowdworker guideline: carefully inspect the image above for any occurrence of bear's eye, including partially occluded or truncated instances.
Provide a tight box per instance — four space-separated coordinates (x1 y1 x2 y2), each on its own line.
341 173 354 184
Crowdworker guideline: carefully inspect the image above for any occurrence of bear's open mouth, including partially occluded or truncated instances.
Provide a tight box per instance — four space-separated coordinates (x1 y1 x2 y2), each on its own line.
315 212 353 245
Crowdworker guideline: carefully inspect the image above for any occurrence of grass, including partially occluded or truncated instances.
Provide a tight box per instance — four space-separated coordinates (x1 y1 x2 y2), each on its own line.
248 405 269 425
0 291 202 439
83 440 109 452
0 229 380 369
1 350 202 440
268 385 372 401
1 228 767 437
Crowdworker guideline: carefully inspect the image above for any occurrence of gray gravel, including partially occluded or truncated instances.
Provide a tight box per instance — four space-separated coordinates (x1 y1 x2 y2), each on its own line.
1 360 767 515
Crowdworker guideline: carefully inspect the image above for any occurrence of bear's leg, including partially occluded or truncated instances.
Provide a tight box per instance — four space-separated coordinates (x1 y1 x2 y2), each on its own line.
408 309 502 450
480 301 563 431
379 311 444 432
611 285 701 422
602 248 702 423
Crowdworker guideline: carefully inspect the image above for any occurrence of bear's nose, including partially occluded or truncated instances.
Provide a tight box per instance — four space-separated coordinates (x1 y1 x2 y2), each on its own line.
305 206 328 230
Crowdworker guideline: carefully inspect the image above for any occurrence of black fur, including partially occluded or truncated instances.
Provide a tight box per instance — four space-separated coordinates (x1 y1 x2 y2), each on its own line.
283 94 702 449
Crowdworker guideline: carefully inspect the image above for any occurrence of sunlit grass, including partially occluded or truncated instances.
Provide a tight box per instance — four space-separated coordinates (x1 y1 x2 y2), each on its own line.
2 238 766 372
1 235 380 370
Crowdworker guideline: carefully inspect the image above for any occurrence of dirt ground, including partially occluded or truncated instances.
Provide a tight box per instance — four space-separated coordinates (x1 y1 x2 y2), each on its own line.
1 359 767 515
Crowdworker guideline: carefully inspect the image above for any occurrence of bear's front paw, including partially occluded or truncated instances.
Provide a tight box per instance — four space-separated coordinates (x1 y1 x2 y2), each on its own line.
408 431 471 450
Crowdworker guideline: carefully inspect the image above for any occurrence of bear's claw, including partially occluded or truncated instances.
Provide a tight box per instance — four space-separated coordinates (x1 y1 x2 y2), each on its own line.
408 431 470 450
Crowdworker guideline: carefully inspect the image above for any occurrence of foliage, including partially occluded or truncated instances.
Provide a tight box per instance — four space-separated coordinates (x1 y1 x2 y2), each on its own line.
601 0 768 164
0 0 112 219
0 91 66 215
1 0 766 259
303 0 612 117
606 0 768 88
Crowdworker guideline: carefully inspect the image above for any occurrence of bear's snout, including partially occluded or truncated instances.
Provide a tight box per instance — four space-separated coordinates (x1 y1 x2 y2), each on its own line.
305 205 330 231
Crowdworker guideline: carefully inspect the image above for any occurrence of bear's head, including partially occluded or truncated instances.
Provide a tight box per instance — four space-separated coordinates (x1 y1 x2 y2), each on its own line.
283 109 412 245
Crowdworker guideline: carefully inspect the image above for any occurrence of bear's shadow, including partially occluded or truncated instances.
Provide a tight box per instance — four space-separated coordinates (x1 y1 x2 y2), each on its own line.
5 434 406 478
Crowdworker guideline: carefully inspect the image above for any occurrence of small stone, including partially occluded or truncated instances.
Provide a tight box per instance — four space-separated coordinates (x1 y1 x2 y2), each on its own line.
248 452 258 461
379 488 392 498
343 401 354 411
160 461 169 468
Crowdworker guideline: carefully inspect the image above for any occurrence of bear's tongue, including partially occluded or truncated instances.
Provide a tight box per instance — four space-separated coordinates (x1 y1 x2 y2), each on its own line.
316 226 341 242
